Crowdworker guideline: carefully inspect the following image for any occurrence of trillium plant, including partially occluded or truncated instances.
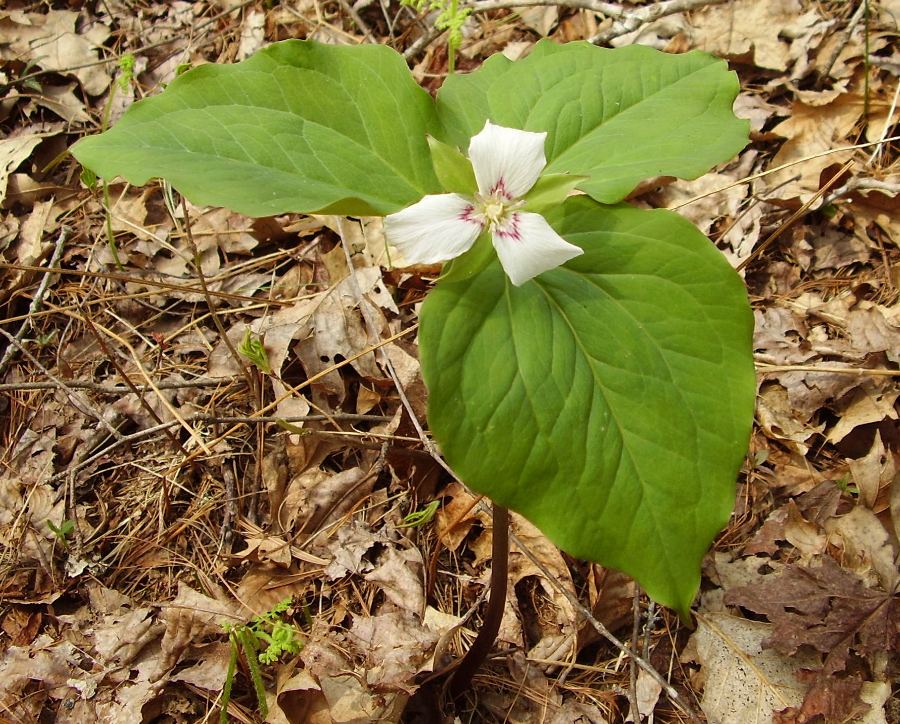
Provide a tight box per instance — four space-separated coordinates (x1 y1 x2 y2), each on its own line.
73 39 755 635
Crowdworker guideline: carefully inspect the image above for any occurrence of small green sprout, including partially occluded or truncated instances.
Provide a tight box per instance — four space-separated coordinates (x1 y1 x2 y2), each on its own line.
238 328 272 374
834 476 859 496
117 53 136 91
399 500 441 528
47 519 75 549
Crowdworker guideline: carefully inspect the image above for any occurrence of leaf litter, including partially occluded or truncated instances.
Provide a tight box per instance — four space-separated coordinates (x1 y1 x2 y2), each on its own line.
0 0 898 722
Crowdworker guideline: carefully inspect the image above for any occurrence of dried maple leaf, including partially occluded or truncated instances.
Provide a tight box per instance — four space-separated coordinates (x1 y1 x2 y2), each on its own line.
724 555 898 675
773 672 870 724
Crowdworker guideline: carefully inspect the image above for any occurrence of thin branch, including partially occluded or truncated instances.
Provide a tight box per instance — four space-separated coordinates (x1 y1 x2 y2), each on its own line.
821 1 867 80
0 226 69 377
0 327 124 442
629 585 642 721
589 0 730 44
337 0 377 41
736 159 854 272
466 0 627 16
821 177 900 206
755 362 900 377
0 377 238 393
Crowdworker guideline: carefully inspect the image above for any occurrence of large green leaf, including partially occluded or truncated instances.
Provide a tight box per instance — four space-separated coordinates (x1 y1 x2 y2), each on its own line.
419 199 755 615
71 41 441 216
436 41 748 204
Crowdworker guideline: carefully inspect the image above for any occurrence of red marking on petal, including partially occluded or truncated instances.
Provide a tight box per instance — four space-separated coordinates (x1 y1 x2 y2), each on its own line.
489 178 514 201
494 213 522 242
458 205 484 228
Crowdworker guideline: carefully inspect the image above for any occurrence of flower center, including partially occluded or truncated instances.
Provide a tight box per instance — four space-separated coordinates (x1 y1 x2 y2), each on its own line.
474 192 521 229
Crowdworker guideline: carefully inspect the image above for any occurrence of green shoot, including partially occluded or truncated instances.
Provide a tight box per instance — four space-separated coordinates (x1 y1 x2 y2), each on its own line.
98 54 137 270
47 519 75 549
398 500 441 528
401 0 470 72
238 328 272 374
219 598 303 723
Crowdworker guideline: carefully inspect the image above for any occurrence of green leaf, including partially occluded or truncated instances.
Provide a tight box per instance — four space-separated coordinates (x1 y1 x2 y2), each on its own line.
427 136 477 194
523 173 587 213
435 40 748 204
419 199 755 616
71 41 441 217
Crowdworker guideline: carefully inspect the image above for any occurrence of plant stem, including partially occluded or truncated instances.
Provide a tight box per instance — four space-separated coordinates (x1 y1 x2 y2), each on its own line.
449 503 509 699
448 0 458 72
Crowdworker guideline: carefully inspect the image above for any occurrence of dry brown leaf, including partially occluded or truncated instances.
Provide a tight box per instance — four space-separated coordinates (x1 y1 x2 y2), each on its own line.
757 383 825 455
0 636 83 712
625 669 663 722
236 564 316 618
318 672 407 723
690 0 806 71
322 518 387 579
93 607 161 667
783 501 827 562
0 135 42 207
435 482 481 551
517 6 558 36
153 583 240 680
724 556 897 675
848 431 896 510
827 388 898 444
753 306 812 366
348 611 438 692
824 505 899 591
272 665 332 724
774 674 870 724
683 613 817 723
364 546 425 615
27 83 91 123
765 95 865 201
281 466 370 535
170 642 232 691
0 11 112 95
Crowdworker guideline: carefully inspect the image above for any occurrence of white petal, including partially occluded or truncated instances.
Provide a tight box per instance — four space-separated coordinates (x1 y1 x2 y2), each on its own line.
384 194 483 266
468 121 547 200
491 212 583 286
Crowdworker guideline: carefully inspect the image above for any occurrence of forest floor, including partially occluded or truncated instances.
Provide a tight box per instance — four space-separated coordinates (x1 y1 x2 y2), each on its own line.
0 0 898 722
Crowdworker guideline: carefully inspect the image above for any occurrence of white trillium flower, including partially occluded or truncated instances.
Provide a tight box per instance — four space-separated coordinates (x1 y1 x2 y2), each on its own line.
385 121 584 286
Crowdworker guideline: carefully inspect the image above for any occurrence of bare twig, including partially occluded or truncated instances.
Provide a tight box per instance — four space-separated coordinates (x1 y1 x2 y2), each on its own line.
0 327 125 442
756 362 900 377
466 0 628 16
402 25 444 61
0 226 68 378
629 585 642 721
0 262 290 309
589 0 730 44
821 177 900 206
337 0 377 41
822 2 867 79
81 314 187 455
0 377 237 393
